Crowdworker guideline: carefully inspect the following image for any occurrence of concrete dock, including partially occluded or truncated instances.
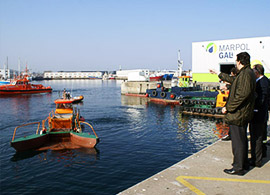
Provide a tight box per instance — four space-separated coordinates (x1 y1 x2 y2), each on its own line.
119 140 270 195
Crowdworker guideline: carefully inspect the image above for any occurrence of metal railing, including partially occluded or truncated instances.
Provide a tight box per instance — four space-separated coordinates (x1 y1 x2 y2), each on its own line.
12 122 41 142
79 121 98 138
42 110 54 130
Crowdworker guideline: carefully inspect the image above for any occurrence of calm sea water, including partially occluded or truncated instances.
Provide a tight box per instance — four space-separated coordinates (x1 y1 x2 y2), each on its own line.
0 80 228 194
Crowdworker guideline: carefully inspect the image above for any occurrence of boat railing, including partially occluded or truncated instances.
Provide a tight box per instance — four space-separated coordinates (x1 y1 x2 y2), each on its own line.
74 118 81 133
12 122 41 142
79 121 98 138
42 110 55 131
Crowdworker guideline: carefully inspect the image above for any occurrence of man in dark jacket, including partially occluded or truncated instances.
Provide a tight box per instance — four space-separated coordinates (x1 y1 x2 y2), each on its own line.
249 64 269 167
220 52 256 175
217 67 238 141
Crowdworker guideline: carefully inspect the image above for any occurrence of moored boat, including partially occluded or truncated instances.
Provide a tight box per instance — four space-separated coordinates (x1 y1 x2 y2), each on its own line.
10 99 99 152
146 76 228 115
0 75 52 95
149 74 163 81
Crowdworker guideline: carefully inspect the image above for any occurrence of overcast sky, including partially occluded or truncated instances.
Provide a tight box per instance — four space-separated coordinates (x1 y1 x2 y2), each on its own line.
0 0 269 72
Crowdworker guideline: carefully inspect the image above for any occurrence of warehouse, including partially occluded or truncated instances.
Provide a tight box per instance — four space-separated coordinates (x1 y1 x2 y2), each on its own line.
44 71 103 79
192 36 270 82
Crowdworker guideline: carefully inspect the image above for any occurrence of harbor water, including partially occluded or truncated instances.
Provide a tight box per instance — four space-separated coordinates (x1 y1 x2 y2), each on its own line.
0 80 228 194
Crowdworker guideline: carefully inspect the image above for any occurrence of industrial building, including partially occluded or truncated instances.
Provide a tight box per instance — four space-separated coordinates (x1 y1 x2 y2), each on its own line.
0 68 18 79
44 71 103 79
192 36 270 82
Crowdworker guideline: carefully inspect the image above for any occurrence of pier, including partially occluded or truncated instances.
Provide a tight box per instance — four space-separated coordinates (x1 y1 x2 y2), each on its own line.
121 81 219 95
119 139 270 195
121 81 172 95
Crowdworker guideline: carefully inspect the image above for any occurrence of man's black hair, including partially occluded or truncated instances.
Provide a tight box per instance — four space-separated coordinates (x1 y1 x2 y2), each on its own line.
236 52 250 66
254 64 264 75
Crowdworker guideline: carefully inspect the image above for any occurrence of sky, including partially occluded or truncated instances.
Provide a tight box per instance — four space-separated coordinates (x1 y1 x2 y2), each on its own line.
0 0 269 72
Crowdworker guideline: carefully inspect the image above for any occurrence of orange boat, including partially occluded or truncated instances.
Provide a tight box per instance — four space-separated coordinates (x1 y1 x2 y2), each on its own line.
54 96 84 104
10 99 99 152
0 75 52 95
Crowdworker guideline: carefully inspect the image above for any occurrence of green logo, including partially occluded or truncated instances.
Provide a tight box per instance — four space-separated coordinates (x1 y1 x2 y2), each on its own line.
206 43 217 53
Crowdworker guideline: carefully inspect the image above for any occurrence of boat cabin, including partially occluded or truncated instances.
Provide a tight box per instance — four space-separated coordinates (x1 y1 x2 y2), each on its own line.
178 76 192 87
11 80 29 85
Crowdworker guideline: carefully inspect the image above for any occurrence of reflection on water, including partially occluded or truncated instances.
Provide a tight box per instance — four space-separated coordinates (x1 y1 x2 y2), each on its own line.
11 150 45 162
11 147 99 166
121 95 149 106
122 95 229 141
212 120 229 138
48 148 99 167
0 93 52 123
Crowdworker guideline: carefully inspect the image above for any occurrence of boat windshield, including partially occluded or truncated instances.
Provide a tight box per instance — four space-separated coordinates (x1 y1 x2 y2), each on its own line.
56 103 73 109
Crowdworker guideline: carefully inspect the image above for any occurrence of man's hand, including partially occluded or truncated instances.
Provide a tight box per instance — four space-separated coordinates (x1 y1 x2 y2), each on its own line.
222 107 227 114
209 69 218 74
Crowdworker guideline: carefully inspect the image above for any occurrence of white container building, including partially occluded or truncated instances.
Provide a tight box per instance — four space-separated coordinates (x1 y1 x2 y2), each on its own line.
44 71 103 79
192 36 270 82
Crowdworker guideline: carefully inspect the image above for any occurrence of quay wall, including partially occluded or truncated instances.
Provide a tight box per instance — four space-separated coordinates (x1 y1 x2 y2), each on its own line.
121 81 219 95
121 81 172 95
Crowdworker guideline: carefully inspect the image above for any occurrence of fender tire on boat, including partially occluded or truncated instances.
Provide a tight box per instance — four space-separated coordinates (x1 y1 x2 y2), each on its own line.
215 107 222 114
160 92 166 98
196 108 201 113
190 100 196 105
184 99 190 105
179 99 184 105
152 90 157 97
209 108 215 114
202 108 208 113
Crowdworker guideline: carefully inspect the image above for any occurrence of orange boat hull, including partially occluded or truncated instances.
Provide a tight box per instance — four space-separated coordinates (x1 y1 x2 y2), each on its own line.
0 89 52 94
70 132 99 148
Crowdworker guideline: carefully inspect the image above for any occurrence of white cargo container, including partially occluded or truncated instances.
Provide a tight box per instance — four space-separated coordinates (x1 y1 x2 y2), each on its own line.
192 36 270 82
127 69 149 81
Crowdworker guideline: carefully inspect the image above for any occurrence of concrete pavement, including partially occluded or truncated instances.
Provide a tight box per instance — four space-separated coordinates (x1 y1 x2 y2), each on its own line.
119 140 270 195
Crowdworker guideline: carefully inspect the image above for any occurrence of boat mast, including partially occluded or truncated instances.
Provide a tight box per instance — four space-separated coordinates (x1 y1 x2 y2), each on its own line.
18 57 21 78
6 56 9 79
177 50 183 77
3 61 6 80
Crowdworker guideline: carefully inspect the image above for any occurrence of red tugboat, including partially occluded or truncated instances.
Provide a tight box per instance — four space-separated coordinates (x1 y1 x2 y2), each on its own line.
0 74 52 95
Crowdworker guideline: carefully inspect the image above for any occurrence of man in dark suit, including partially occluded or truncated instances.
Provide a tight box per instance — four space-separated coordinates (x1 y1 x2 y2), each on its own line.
249 64 269 167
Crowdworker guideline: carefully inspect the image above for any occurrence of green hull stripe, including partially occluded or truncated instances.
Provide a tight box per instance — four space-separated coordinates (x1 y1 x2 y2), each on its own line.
71 132 97 139
12 134 47 143
12 132 97 143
